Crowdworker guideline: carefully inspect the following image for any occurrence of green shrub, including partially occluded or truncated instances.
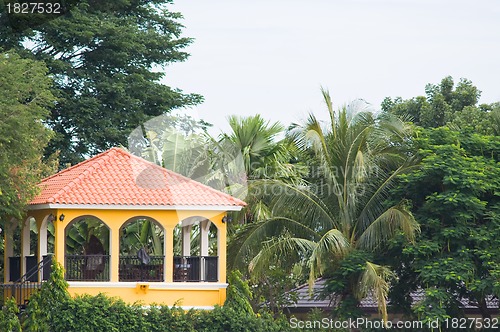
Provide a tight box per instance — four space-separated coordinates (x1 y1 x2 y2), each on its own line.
0 297 21 332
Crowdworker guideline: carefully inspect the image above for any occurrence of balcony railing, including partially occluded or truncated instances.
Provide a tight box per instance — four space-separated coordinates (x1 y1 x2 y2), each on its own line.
119 256 164 282
63 255 216 282
65 255 110 281
8 255 52 282
173 256 218 282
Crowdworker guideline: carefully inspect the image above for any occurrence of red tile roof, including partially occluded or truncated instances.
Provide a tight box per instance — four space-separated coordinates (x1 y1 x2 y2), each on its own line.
30 147 246 208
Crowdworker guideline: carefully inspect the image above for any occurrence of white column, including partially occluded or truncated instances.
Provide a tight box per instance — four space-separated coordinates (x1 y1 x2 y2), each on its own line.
21 218 31 276
38 215 49 260
4 221 16 282
37 215 49 282
200 220 211 281
200 220 211 257
181 224 192 256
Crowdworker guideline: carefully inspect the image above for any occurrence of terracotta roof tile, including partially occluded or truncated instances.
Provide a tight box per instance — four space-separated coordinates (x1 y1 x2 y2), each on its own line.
30 147 246 208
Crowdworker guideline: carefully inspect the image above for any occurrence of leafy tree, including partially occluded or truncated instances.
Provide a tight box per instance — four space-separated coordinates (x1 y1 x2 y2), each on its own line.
387 128 500 322
0 51 55 220
382 76 498 135
22 261 69 331
230 90 420 321
0 1 202 165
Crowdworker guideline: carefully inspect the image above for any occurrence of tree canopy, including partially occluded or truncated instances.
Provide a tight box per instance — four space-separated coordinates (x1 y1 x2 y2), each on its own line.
0 52 55 220
0 0 202 165
387 128 500 322
382 76 499 135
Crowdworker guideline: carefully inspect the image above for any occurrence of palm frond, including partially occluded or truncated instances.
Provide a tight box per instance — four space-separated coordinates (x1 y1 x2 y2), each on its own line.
357 161 419 233
228 217 320 270
308 229 350 285
248 236 316 277
258 179 339 231
357 204 419 251
356 261 394 323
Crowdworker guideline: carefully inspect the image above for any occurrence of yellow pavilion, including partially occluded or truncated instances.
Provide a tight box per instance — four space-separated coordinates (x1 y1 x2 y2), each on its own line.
2 147 245 309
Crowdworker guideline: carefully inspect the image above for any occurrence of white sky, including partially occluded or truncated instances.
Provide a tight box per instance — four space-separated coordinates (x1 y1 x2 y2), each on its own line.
165 0 500 135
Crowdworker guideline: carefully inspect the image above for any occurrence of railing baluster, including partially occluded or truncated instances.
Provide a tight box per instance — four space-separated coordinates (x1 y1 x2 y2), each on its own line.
65 255 110 281
118 256 164 282
173 256 218 282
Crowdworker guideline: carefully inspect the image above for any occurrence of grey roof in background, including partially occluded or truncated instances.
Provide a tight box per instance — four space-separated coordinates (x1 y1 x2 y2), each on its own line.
287 278 499 311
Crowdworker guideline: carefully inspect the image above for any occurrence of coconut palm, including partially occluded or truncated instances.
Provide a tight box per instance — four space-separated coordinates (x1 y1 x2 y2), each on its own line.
229 89 420 321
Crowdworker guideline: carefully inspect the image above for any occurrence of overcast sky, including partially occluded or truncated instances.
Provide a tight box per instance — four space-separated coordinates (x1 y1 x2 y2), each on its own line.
166 0 500 135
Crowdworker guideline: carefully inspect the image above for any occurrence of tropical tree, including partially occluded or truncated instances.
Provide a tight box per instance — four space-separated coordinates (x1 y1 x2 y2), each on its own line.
387 128 500 323
220 115 307 225
382 76 499 135
229 90 420 321
0 51 56 221
120 219 164 256
222 115 285 177
1 0 202 165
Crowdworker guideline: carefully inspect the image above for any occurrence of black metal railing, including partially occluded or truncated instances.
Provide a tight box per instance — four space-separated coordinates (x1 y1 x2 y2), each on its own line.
173 256 218 282
65 255 110 281
8 255 52 282
3 255 53 307
119 256 164 282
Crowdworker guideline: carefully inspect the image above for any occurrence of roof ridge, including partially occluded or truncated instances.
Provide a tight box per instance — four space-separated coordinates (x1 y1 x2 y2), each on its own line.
43 148 119 203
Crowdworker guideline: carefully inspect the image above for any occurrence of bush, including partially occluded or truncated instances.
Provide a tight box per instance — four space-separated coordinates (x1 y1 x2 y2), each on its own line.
0 297 21 332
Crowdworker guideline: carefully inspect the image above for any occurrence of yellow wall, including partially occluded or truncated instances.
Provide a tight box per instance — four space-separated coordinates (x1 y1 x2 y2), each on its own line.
67 283 227 307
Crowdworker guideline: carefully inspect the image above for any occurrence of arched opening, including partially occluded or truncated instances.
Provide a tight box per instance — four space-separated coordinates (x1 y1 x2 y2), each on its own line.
65 216 110 281
173 217 219 282
119 217 165 282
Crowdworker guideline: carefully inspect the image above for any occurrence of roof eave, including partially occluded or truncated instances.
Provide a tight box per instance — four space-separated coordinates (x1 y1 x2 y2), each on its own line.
27 203 244 212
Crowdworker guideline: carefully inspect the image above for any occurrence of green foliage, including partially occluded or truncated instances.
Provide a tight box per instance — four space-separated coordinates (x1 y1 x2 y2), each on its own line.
0 298 21 332
195 306 291 332
0 51 55 220
120 219 163 256
224 270 254 315
65 217 110 255
251 265 303 314
387 127 500 320
22 261 69 331
0 0 202 165
383 76 499 135
323 251 371 320
0 263 292 331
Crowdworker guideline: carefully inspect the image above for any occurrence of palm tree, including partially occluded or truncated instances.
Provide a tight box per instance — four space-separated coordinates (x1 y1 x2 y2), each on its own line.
220 115 308 225
229 89 419 321
222 114 285 177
